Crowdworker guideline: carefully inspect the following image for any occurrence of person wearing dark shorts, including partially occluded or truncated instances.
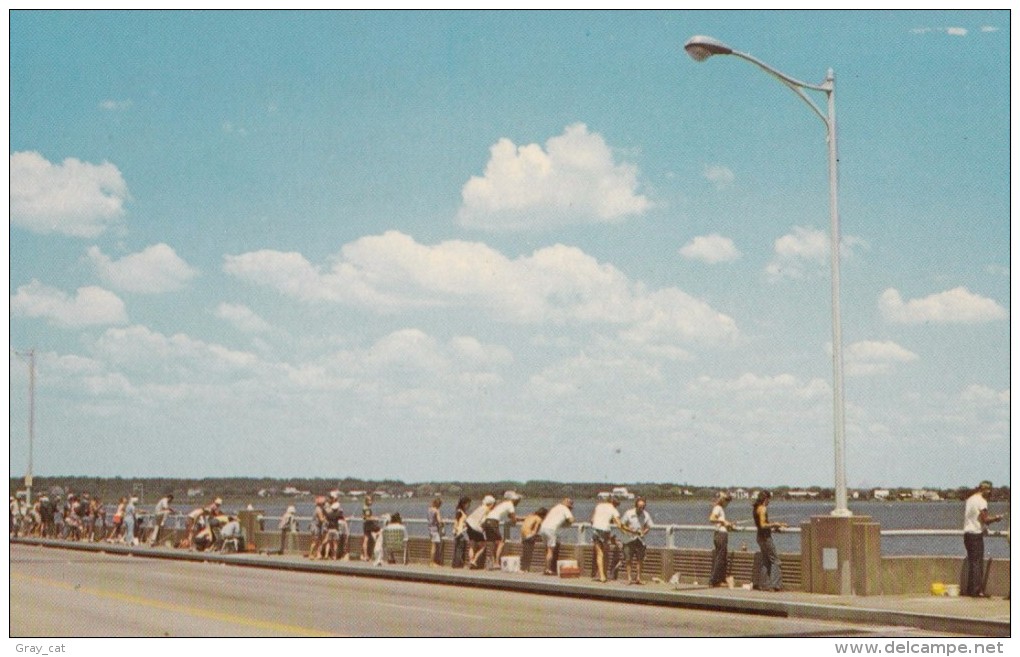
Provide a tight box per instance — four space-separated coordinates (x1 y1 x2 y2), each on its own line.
466 524 485 542
361 495 379 561
589 496 626 583
481 518 501 568
620 497 653 583
483 492 521 570
466 495 495 569
482 518 501 542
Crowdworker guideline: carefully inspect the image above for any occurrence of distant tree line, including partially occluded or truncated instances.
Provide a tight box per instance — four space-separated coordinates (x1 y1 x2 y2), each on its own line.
9 477 1010 504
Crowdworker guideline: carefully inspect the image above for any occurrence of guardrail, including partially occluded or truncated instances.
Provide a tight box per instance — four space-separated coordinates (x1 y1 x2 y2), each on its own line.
253 514 1008 549
29 508 1008 549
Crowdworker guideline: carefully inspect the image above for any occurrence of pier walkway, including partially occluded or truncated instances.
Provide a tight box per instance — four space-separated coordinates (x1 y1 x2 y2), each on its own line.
11 537 1009 637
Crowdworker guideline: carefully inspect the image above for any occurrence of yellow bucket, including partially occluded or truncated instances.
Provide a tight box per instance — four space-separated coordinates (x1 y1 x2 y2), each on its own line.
930 582 946 596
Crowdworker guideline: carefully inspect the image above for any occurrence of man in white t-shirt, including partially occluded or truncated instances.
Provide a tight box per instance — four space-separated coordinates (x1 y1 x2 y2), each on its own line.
483 491 521 569
963 480 1003 597
590 496 628 582
540 498 575 575
466 495 495 569
220 516 243 552
620 497 653 584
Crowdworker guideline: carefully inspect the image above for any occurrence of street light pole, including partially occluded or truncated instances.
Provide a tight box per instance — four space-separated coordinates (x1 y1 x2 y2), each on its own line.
685 36 850 517
12 348 36 506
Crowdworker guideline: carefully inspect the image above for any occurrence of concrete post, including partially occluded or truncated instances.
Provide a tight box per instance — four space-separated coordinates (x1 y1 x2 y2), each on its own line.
800 521 813 592
804 515 881 595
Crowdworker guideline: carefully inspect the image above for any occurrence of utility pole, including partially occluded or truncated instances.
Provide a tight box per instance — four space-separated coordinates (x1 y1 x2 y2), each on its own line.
12 348 36 505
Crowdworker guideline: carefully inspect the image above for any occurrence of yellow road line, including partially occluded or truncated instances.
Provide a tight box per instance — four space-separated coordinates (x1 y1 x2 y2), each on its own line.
11 571 338 637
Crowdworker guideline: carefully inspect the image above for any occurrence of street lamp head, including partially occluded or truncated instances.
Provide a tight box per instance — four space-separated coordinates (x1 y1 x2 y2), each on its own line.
684 35 734 62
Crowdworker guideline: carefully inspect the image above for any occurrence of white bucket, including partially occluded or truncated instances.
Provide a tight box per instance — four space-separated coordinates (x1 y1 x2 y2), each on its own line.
945 584 960 597
556 559 578 575
500 556 521 572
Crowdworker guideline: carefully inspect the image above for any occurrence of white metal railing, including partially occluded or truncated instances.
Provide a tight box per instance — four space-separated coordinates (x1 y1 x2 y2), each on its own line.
33 508 1011 553
255 514 1009 550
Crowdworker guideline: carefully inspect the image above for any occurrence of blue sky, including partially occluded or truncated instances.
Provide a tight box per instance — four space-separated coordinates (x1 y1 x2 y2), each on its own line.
9 10 1010 488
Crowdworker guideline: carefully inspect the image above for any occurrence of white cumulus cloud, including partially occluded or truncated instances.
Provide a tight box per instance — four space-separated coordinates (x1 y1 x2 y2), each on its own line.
225 230 738 349
703 164 735 189
766 226 827 280
766 226 864 281
845 340 919 376
11 280 128 327
528 352 661 399
93 324 259 374
10 151 130 237
879 287 1007 324
679 233 741 264
87 244 198 293
215 303 272 334
689 372 830 400
457 123 650 230
911 27 971 36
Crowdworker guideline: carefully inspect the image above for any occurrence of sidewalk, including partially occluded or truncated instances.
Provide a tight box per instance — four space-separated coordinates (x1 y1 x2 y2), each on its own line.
13 538 1010 637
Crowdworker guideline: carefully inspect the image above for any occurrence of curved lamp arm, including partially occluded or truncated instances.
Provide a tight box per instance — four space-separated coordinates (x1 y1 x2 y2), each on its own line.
684 35 831 128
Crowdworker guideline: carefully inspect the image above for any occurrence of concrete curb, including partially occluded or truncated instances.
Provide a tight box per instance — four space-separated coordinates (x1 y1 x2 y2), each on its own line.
13 538 1009 637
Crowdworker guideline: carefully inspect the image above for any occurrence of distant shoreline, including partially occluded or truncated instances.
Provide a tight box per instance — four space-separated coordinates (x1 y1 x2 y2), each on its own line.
9 476 1009 503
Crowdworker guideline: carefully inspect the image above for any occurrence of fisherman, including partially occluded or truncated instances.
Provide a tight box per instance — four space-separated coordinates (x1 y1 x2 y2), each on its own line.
149 494 176 547
590 494 628 583
483 491 521 570
963 480 1004 597
620 497 653 584
540 498 575 575
709 492 735 587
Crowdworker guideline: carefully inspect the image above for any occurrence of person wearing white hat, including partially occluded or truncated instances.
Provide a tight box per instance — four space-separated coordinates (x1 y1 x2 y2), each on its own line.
483 492 522 570
466 495 496 569
206 498 223 517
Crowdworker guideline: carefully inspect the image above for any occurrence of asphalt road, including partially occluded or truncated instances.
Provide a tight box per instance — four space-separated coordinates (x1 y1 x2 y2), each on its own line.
9 545 951 637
